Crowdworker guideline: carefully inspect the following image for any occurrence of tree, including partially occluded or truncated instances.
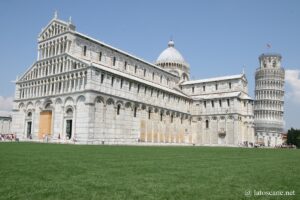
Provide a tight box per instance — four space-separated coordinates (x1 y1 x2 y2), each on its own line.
286 128 300 148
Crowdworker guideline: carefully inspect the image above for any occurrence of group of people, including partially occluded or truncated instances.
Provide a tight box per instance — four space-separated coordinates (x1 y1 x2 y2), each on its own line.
0 134 17 141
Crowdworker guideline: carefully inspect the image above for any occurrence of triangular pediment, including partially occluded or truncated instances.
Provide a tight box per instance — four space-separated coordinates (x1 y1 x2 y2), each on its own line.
38 18 75 41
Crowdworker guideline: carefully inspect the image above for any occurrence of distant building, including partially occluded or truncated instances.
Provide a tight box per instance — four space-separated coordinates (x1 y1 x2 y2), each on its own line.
11 13 255 146
0 111 12 134
254 54 285 147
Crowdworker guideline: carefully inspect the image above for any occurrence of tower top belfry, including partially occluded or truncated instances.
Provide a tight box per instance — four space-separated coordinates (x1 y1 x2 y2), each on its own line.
258 53 282 69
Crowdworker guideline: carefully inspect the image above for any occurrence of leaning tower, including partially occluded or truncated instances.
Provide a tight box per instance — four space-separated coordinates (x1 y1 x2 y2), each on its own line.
254 54 285 147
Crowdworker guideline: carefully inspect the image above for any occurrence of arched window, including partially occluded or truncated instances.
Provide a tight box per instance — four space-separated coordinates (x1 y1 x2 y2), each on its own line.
83 46 87 56
206 120 209 128
99 52 102 61
117 104 121 115
113 57 116 66
148 109 151 119
27 112 32 118
134 107 137 117
66 108 73 117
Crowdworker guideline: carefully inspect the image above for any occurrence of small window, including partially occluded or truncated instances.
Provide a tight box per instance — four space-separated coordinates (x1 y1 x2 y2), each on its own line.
72 63 77 70
129 82 132 91
204 101 207 108
192 86 195 93
117 104 121 115
120 79 123 88
83 46 87 56
212 101 214 107
171 115 173 123
144 69 146 77
144 86 147 94
206 120 209 128
229 82 232 89
219 100 222 107
137 84 140 93
135 65 137 73
101 74 105 83
160 75 163 83
273 62 276 68
227 99 230 107
160 112 163 121
152 72 155 80
134 107 137 117
203 85 206 92
111 77 114 86
244 101 246 107
148 110 151 119
99 52 102 61
215 84 218 90
113 57 116 66
124 61 127 70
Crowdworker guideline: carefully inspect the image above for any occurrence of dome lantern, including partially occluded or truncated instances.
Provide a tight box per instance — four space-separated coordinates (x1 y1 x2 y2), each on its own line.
155 40 190 82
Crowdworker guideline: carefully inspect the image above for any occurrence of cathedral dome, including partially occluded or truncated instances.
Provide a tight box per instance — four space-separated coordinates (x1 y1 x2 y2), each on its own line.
156 40 186 65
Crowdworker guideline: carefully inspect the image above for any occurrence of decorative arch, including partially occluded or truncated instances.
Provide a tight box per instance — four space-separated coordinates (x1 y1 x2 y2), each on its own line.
106 98 115 106
19 103 25 109
55 98 63 105
76 95 86 104
26 102 34 109
94 96 105 104
35 100 41 107
64 96 74 106
125 102 132 109
116 100 124 107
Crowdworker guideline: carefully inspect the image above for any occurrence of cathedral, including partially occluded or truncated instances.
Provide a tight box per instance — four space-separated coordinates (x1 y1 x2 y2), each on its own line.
11 13 258 146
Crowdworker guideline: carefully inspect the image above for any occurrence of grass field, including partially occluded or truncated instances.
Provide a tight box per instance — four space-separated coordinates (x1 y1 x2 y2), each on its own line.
0 143 299 200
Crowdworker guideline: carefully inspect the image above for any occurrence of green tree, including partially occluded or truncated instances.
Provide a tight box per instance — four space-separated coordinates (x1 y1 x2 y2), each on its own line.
286 128 300 148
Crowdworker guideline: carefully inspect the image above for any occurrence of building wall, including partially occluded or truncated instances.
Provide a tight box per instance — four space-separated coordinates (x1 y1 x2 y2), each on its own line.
0 117 12 134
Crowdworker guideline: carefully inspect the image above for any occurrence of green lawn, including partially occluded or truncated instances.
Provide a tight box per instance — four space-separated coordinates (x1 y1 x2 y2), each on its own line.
0 143 299 200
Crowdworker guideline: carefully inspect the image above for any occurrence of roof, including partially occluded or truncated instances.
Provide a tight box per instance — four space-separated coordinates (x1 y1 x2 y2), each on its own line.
259 53 282 59
191 91 253 101
191 92 241 100
74 32 179 78
71 54 190 99
181 74 244 85
156 40 186 65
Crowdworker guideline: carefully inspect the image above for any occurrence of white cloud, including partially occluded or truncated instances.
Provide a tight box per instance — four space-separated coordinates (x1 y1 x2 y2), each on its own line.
285 69 300 104
0 96 13 111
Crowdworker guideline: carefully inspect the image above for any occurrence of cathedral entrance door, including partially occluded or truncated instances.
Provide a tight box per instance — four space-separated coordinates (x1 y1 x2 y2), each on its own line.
38 111 52 139
26 121 32 139
66 120 72 139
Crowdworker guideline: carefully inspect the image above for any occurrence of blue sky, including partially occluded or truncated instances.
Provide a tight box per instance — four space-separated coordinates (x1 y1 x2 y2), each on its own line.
0 0 299 129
